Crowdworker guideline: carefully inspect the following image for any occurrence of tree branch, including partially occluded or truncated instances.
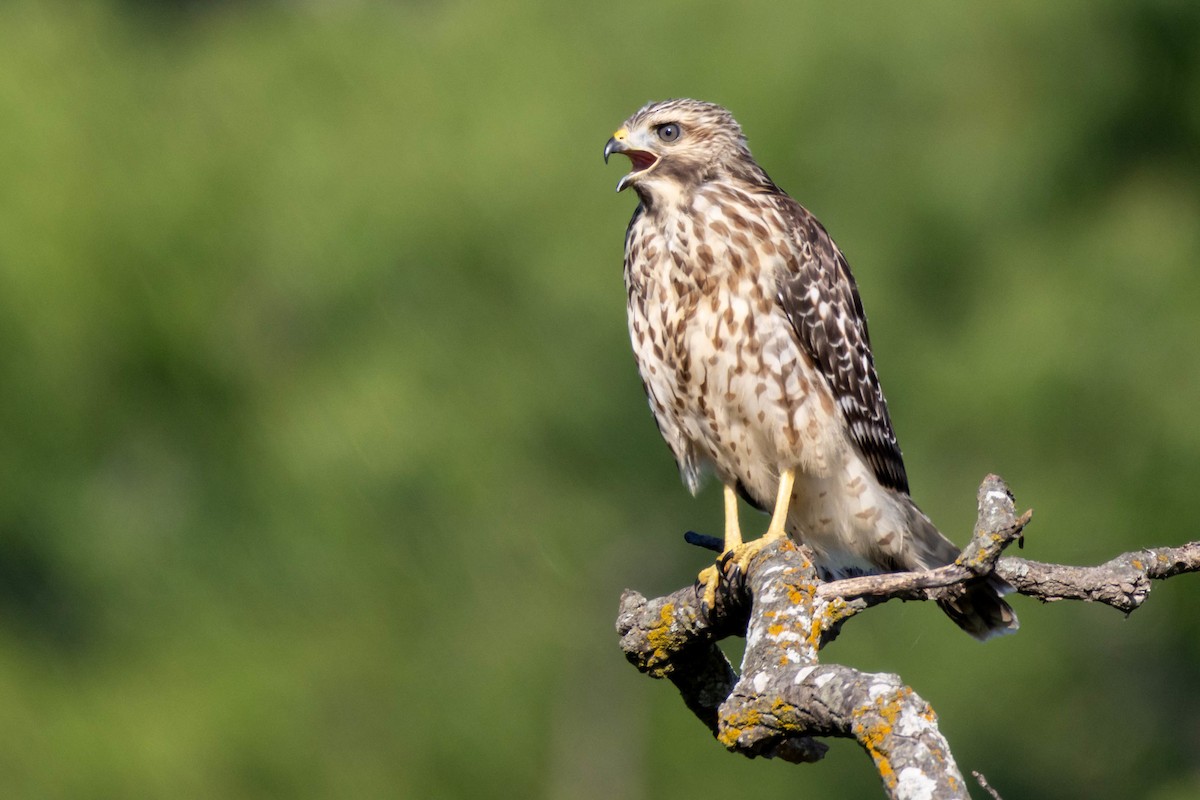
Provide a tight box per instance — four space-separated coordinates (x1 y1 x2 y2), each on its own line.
815 475 1200 614
616 474 1200 798
816 474 1030 604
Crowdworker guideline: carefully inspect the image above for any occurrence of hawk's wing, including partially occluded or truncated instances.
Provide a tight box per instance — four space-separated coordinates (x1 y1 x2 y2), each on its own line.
772 196 910 495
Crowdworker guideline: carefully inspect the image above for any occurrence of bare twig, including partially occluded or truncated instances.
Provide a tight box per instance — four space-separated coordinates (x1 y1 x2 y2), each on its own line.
972 770 1005 800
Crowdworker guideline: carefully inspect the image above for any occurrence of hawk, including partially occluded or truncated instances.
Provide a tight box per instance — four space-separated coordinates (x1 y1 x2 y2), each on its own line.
604 99 1016 639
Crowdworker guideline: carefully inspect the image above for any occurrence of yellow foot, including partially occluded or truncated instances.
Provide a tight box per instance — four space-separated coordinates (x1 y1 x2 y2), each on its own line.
696 530 789 610
697 472 794 610
698 563 722 609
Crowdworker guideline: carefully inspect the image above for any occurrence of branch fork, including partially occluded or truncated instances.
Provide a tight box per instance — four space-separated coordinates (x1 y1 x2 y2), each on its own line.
616 474 1200 799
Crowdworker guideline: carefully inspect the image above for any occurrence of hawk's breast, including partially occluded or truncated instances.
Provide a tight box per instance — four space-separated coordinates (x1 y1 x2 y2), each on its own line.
623 185 845 503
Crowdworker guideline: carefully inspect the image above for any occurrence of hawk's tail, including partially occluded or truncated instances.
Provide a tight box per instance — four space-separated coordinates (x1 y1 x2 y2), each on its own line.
904 501 1019 641
936 575 1019 641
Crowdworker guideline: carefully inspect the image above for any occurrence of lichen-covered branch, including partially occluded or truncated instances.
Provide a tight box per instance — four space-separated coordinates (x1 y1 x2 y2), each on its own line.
616 474 1200 798
995 542 1200 612
617 537 968 798
615 585 739 734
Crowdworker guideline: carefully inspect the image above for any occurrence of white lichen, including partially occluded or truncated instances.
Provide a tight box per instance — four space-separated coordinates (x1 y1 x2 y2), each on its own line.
895 766 937 800
792 665 817 685
867 675 902 701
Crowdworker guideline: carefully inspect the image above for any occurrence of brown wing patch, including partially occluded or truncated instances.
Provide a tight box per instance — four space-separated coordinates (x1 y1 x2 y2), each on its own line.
771 196 910 495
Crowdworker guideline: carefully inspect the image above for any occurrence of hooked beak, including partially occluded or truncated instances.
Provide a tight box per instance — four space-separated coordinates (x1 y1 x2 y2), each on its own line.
603 128 659 193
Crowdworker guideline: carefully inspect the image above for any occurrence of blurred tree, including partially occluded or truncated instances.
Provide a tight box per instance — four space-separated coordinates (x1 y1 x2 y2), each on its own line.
0 0 1196 798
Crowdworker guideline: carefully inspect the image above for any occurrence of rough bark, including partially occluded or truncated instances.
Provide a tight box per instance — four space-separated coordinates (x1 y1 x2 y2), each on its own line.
616 475 1200 799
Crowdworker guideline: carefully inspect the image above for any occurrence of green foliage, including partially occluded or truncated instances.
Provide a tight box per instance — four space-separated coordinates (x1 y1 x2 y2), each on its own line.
0 0 1198 796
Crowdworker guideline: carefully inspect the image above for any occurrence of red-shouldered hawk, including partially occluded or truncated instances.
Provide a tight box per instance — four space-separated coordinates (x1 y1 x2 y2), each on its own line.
605 99 1016 639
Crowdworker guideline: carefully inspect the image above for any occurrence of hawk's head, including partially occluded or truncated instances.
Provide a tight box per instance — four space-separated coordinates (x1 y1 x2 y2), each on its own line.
603 99 769 203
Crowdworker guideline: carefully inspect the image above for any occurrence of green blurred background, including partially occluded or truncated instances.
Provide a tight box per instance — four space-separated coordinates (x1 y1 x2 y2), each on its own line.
1 0 1198 797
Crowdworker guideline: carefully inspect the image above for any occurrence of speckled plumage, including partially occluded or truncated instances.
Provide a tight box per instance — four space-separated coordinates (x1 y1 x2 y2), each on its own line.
606 99 1016 639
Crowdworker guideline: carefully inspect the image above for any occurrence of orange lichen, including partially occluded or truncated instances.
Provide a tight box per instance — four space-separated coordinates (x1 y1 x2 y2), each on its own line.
786 582 813 605
644 602 684 677
770 697 799 721
718 707 763 749
851 687 911 789
808 598 853 648
720 698 806 751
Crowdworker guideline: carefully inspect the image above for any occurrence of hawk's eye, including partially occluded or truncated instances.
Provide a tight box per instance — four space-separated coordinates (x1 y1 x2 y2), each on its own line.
656 123 681 142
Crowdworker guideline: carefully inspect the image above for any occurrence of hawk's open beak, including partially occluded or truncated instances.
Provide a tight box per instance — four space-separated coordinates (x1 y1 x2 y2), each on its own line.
604 129 659 193
603 136 622 164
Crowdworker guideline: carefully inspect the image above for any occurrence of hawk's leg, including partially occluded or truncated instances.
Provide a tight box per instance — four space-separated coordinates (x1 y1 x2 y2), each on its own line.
697 484 744 608
764 467 795 541
722 483 744 549
697 470 795 609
